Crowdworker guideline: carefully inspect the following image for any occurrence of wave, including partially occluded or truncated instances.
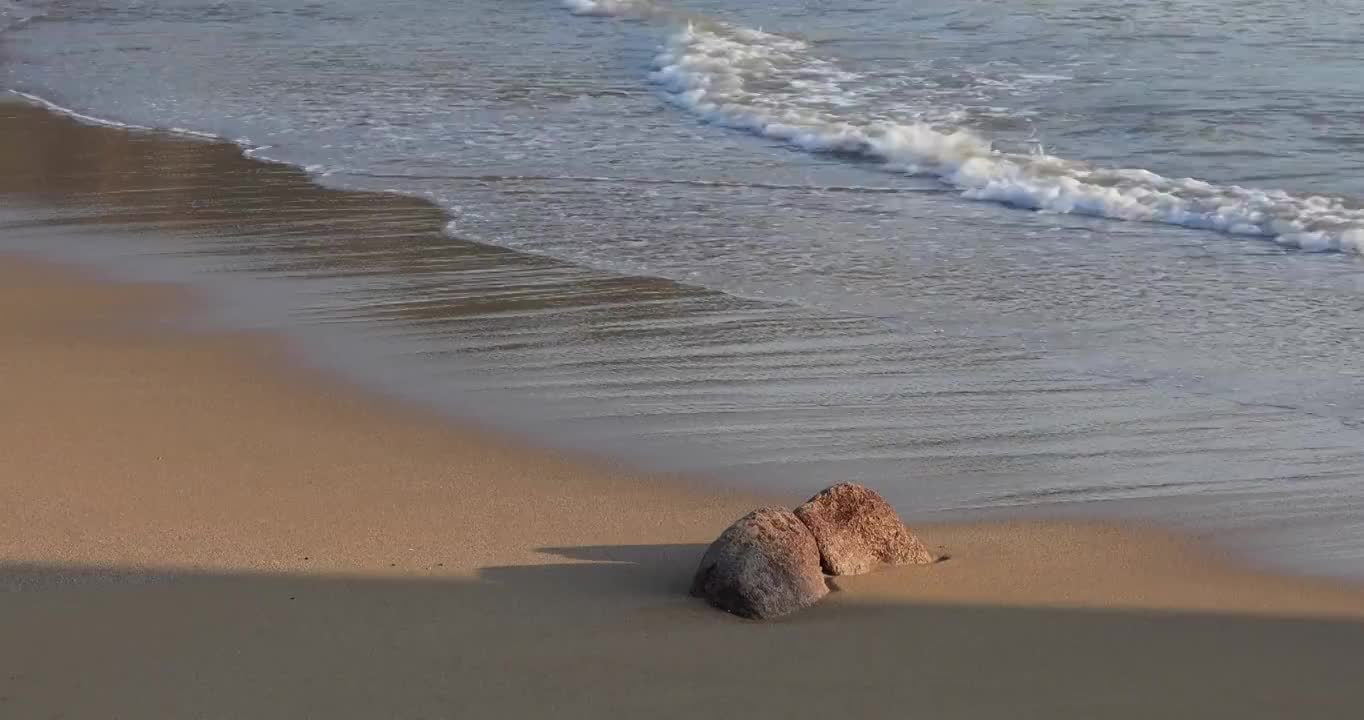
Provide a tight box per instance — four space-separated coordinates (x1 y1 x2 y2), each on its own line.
6 89 346 172
567 3 1364 254
351 169 946 195
561 0 656 18
7 90 224 141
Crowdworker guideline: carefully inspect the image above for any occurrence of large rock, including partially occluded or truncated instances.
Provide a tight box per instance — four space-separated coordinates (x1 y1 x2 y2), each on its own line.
690 507 830 620
794 483 935 576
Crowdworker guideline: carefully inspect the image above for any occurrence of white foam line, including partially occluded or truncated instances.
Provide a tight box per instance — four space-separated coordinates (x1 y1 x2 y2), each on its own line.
3 91 465 254
631 19 1364 254
561 0 641 18
9 90 226 143
560 0 674 20
7 90 161 133
5 89 329 172
350 170 932 194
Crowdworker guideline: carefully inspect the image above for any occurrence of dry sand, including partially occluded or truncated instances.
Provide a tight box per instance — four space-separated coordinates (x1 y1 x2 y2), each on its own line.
3 257 1364 720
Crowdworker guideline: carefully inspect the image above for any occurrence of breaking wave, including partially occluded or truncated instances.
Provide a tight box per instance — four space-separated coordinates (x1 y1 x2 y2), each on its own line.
561 0 658 18
567 2 1364 254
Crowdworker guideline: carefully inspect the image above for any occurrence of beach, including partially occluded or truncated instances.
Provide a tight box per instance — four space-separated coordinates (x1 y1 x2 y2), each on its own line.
9 1 1364 577
4 104 1364 717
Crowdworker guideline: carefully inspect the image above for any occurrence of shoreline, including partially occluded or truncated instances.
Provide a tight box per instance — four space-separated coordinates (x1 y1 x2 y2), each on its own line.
1 91 1362 600
4 95 1364 716
5 254 1364 718
5 93 1363 584
1 251 1360 606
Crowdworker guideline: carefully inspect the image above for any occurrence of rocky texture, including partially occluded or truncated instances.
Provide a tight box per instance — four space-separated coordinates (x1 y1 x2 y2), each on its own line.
794 483 935 576
690 507 830 620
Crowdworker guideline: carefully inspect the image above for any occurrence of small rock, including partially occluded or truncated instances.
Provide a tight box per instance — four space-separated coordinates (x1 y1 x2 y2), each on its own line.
691 506 830 620
794 483 935 576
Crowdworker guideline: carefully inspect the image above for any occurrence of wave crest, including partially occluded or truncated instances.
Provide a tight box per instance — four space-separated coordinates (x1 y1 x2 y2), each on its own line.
629 14 1364 253
561 0 650 17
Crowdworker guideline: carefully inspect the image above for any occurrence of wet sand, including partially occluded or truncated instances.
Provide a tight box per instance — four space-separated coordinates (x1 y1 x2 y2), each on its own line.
3 101 1364 718
6 97 1362 583
6 260 1364 720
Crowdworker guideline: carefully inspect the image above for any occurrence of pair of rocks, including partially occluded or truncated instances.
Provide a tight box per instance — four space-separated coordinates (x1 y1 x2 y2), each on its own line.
691 483 936 620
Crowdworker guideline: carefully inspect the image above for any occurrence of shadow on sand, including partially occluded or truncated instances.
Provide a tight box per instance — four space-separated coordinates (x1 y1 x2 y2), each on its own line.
4 547 1364 720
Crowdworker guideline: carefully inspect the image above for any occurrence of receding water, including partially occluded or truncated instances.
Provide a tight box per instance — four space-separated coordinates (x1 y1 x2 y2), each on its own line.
2 0 1363 577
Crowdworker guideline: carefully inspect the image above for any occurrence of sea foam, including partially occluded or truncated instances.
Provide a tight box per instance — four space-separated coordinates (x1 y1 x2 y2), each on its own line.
569 1 1364 254
561 0 647 17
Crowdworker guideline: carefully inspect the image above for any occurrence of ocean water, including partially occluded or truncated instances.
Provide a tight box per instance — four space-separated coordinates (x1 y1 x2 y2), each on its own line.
3 1 1364 575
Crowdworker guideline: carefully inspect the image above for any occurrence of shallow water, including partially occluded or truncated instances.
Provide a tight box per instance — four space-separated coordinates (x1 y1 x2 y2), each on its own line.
2 1 1363 576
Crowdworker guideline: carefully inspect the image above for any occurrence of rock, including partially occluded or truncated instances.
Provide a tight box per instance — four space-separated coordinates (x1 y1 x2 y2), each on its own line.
794 483 935 576
691 506 830 620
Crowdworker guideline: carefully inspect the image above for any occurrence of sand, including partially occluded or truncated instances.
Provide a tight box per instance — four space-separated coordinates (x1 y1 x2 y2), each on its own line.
2 100 1364 718
3 262 1364 720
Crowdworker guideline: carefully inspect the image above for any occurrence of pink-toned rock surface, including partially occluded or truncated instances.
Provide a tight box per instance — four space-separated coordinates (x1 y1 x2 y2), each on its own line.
794 483 935 576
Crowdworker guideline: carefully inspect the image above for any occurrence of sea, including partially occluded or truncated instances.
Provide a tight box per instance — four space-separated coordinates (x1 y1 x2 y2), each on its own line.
3 0 1363 577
